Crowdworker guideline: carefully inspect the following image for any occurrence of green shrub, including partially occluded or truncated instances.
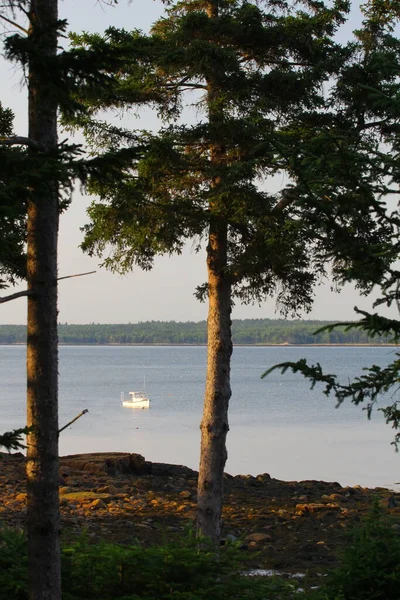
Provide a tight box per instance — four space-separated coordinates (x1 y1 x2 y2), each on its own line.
0 526 28 600
62 531 293 599
315 499 400 600
0 527 294 600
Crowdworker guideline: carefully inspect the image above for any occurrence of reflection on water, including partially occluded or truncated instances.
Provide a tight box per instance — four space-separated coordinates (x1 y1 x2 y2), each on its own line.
1 345 399 488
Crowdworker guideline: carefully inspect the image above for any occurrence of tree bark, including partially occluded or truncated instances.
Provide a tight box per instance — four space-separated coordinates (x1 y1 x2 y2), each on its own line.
197 220 232 543
197 0 233 543
26 1 61 599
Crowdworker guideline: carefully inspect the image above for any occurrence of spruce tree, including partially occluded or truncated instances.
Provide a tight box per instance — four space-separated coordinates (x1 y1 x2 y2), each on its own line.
263 0 400 447
0 102 26 288
1 1 122 596
1 1 62 597
73 0 387 541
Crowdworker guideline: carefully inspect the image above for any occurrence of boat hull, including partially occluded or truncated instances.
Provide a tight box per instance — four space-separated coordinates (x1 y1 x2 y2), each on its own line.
122 399 150 409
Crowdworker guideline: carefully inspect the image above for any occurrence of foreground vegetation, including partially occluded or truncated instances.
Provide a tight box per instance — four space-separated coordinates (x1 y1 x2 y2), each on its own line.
0 529 293 600
1 501 399 600
0 319 391 346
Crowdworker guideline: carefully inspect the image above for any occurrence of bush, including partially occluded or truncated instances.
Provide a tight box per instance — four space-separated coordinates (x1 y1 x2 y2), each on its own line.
315 499 400 600
0 526 27 600
0 527 294 600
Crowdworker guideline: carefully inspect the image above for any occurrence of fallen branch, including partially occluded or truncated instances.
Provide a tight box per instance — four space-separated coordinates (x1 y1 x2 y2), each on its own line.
59 409 89 434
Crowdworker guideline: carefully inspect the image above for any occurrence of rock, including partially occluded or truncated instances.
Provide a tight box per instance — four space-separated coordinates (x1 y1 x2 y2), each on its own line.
97 485 118 495
61 491 112 502
1 451 396 581
150 462 197 478
63 478 81 487
179 490 191 499
256 473 271 480
328 493 346 501
295 503 340 514
245 532 273 543
59 486 74 496
0 452 24 461
61 453 151 476
89 499 105 510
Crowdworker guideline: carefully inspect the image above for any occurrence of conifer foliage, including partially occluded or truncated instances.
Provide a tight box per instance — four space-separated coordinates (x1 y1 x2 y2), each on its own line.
0 103 27 288
1 1 62 598
73 0 381 541
1 2 119 598
263 0 400 447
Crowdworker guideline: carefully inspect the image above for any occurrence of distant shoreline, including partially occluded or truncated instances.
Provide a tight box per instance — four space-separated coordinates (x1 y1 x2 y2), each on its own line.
1 319 394 345
1 342 398 347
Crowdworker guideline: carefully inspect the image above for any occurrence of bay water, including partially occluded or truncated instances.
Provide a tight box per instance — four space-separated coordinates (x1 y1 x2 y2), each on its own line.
1 344 399 489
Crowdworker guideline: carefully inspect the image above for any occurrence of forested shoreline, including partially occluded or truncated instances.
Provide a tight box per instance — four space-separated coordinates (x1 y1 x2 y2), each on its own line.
0 319 393 346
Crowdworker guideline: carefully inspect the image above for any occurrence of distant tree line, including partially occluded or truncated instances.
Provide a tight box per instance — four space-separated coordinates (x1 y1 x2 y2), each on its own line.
0 319 392 346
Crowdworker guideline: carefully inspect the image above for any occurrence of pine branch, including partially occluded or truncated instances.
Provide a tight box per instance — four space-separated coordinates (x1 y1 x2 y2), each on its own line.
262 352 400 448
0 427 31 452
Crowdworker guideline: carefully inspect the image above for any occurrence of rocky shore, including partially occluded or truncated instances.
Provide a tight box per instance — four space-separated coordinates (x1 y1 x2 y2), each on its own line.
1 451 399 577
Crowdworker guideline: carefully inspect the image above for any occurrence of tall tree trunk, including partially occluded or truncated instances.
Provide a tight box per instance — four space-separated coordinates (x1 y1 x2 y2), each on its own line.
197 221 232 543
197 0 232 545
26 1 61 599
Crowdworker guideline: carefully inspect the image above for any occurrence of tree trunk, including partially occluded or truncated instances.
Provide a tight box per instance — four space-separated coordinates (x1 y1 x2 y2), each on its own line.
26 1 61 599
196 0 232 545
197 220 232 543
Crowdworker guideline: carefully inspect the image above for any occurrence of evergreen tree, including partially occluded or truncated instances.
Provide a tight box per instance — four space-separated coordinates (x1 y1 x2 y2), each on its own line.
68 0 388 542
263 0 400 446
1 1 62 597
0 102 27 288
1 1 124 597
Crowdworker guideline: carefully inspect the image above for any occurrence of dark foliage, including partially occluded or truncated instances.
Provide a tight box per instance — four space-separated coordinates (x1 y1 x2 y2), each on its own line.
264 1 400 446
0 529 294 600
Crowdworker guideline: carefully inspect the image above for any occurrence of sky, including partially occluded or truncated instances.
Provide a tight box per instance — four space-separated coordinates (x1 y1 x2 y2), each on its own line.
0 0 397 325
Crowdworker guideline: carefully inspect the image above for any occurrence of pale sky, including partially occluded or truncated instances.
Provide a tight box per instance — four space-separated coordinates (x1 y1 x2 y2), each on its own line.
0 0 397 325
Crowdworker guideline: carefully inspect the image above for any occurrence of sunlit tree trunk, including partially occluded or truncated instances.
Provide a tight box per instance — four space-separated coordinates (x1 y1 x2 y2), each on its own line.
197 218 232 543
197 0 233 543
26 1 61 598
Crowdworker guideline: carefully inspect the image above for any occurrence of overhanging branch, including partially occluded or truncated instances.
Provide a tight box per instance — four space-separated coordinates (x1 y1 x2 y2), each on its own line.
0 289 33 304
58 270 96 281
1 271 96 304
0 13 28 35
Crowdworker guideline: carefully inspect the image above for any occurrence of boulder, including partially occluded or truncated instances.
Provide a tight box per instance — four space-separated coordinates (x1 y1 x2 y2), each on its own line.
60 453 151 475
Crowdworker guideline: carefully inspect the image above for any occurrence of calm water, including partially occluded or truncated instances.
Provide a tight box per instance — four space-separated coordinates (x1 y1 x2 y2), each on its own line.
1 345 399 489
